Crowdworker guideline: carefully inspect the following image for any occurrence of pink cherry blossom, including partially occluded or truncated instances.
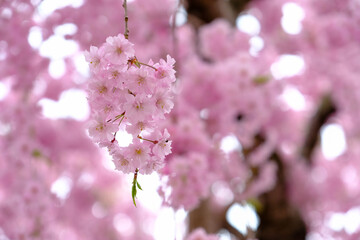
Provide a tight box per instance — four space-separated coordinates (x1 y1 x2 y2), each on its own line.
127 139 151 167
124 93 155 122
88 114 119 143
103 34 135 65
84 46 105 74
126 120 155 136
126 67 154 94
152 129 172 157
112 150 134 174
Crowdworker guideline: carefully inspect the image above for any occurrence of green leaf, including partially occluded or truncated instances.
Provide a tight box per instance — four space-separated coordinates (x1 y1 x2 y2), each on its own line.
136 181 143 191
134 61 141 68
132 181 137 207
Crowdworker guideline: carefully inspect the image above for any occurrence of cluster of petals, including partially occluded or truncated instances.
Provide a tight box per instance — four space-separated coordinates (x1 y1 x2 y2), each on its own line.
85 34 176 174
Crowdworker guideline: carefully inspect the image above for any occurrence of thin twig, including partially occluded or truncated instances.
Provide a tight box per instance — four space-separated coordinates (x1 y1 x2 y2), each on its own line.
123 0 129 39
138 62 157 71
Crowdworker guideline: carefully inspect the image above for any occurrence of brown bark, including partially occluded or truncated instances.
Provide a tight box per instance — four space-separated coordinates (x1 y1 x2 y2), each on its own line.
184 0 252 28
256 95 336 240
188 199 246 240
256 153 307 240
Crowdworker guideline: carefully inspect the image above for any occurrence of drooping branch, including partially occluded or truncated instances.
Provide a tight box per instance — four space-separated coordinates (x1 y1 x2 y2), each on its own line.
299 94 336 164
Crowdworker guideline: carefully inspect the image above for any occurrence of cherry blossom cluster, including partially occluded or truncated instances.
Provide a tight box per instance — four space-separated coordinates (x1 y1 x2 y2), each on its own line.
85 34 176 174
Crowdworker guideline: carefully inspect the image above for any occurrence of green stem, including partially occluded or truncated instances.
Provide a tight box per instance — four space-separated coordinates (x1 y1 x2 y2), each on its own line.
131 168 142 207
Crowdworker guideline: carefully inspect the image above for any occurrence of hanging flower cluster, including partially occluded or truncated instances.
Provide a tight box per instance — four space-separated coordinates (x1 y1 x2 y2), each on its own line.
85 34 175 175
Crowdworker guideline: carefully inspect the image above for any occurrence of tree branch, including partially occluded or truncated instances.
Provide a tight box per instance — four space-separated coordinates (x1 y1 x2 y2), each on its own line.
256 153 307 240
299 94 336 164
224 219 246 240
